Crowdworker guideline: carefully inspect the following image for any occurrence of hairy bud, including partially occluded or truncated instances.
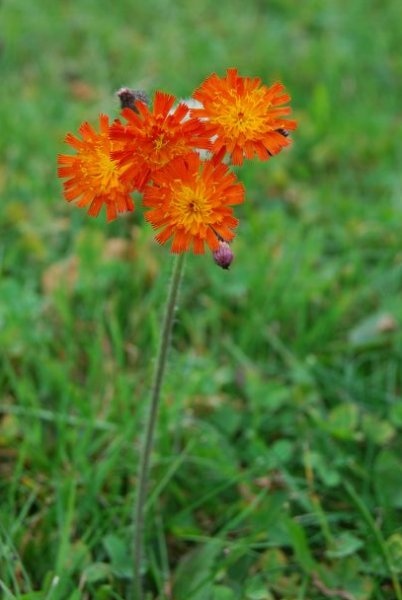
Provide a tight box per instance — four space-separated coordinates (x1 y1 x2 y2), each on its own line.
213 241 234 270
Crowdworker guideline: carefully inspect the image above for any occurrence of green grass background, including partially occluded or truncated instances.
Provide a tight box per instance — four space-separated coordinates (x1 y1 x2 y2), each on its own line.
1 0 402 598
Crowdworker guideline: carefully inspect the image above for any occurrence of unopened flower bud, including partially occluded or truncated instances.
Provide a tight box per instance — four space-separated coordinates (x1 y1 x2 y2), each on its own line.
213 241 234 270
116 88 149 113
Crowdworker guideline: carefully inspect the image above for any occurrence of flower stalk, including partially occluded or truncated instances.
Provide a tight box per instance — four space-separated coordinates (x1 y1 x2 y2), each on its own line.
133 253 185 599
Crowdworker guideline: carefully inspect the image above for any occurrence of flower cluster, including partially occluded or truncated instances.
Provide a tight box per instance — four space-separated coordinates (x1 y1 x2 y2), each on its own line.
58 69 296 258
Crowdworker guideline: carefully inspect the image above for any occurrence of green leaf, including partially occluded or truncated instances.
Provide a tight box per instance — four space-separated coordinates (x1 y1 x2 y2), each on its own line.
326 403 359 439
374 451 402 508
245 575 272 599
174 541 220 600
326 533 363 558
258 548 288 584
103 535 132 579
212 585 238 600
269 439 293 466
309 451 340 487
211 405 242 436
287 519 316 573
386 533 402 573
362 414 395 444
82 562 113 584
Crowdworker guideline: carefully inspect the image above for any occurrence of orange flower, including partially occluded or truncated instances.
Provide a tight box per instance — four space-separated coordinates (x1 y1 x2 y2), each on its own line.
57 115 134 222
191 68 297 165
110 91 211 190
144 153 244 254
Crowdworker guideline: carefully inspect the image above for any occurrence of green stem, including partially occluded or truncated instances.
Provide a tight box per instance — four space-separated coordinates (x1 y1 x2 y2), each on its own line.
133 253 185 599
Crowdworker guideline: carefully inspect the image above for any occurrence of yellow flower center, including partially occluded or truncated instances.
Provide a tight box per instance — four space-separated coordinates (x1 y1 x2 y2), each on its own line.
172 182 213 232
154 134 165 152
81 141 121 193
142 128 188 169
210 89 269 140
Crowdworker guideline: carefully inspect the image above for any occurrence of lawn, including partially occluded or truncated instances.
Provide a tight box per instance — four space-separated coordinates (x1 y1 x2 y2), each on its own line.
1 0 402 598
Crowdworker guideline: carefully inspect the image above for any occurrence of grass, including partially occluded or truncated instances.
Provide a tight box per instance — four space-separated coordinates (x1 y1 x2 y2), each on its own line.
1 0 402 598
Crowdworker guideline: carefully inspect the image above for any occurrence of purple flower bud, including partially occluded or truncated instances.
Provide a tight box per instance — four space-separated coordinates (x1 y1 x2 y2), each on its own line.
213 241 234 270
116 88 149 113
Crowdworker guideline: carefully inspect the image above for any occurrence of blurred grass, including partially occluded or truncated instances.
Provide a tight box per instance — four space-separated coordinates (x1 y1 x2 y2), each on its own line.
1 0 402 598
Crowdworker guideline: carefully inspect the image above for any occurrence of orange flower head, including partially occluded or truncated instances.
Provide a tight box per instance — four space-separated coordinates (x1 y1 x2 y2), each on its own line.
143 153 244 254
191 68 297 165
57 114 135 222
110 91 212 190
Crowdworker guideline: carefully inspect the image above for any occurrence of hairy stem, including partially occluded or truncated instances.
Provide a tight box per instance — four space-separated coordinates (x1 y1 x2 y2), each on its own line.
133 253 185 599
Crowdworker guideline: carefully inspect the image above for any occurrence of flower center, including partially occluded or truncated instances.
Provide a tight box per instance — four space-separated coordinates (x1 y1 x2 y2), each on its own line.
210 89 268 139
81 142 121 193
173 183 212 231
154 134 165 152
